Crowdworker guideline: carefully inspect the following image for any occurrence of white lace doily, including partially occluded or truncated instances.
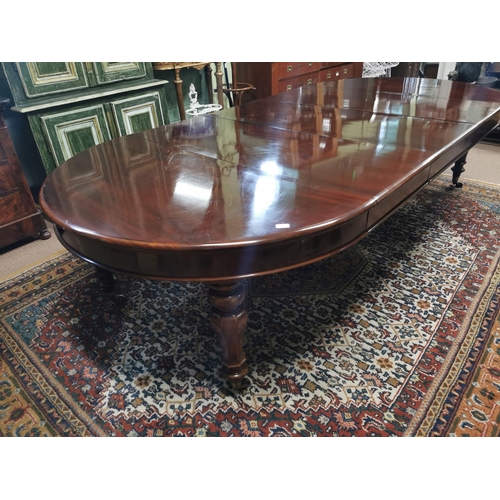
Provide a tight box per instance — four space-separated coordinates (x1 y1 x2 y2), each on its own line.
362 62 399 78
186 84 222 117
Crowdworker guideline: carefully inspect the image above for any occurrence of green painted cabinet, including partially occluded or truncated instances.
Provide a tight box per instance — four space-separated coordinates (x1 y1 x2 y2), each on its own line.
2 62 169 174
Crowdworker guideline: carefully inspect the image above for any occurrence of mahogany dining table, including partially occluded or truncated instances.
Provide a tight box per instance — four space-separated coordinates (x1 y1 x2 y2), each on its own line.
39 77 500 387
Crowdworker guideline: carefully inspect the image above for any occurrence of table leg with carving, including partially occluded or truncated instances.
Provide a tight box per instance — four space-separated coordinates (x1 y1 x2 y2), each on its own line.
207 282 248 388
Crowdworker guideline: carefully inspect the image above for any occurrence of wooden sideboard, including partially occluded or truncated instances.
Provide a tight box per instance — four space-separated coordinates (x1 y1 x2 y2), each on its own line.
2 63 169 174
0 97 50 248
234 62 363 103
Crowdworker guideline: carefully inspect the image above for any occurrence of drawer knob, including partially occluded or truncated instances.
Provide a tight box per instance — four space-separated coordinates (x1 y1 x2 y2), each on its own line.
336 71 340 76
286 84 292 91
307 79 312 85
287 65 292 72
326 71 331 79
343 68 348 74
308 62 313 66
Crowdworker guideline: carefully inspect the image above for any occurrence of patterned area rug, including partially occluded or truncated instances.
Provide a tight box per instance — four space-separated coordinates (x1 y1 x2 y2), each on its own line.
1 176 499 437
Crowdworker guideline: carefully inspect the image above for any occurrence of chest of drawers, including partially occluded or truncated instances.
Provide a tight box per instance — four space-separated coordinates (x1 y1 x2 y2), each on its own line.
234 62 363 103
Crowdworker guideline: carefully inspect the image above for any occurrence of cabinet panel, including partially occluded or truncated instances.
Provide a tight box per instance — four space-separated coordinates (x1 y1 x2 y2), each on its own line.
93 62 147 85
16 62 89 98
40 105 112 165
111 92 165 136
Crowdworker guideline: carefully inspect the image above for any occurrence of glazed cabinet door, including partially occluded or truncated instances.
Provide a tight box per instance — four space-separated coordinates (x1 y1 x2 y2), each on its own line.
38 105 112 166
92 62 147 85
15 62 90 98
110 91 165 136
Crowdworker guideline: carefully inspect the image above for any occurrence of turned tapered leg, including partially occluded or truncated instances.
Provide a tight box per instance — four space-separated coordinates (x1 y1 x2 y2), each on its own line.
451 152 468 188
207 282 248 387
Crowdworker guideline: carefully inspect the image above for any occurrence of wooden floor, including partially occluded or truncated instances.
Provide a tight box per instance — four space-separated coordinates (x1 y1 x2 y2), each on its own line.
1 142 499 282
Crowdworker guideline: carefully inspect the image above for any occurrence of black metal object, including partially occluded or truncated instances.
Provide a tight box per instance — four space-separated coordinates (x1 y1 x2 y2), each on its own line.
448 62 482 83
223 63 233 107
451 152 468 188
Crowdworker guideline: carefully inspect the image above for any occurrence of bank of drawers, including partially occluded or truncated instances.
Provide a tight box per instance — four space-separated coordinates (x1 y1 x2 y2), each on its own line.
276 63 356 93
234 62 363 103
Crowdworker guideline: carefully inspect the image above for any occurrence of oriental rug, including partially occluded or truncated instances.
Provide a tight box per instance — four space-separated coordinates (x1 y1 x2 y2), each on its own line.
1 176 499 437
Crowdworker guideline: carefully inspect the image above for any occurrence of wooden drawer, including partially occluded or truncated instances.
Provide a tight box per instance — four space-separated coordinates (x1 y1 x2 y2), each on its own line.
276 62 319 80
320 62 346 68
277 73 319 93
319 63 354 82
0 190 31 224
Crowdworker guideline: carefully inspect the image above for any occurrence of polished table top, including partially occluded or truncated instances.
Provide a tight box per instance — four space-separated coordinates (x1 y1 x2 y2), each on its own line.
40 77 500 282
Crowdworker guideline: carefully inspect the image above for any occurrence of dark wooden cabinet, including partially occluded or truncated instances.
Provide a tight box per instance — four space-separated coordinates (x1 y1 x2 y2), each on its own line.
234 62 363 104
0 97 50 248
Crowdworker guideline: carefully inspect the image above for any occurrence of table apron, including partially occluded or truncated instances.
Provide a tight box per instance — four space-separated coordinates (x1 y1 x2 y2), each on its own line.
55 213 368 282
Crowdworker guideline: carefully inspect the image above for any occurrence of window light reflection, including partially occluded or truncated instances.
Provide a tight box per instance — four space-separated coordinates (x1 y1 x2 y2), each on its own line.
253 161 283 216
253 176 280 216
173 179 212 204
260 160 282 176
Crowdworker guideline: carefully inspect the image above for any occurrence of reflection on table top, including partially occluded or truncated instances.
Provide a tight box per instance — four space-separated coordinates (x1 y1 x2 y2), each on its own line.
40 77 500 251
